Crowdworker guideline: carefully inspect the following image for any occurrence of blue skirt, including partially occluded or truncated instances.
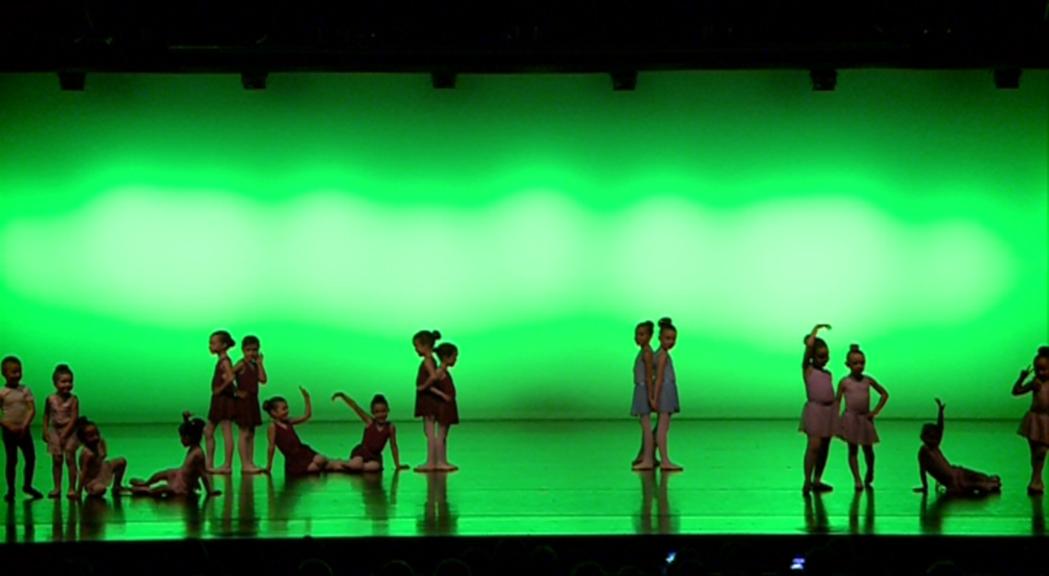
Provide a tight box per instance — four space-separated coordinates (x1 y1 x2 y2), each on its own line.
631 384 651 416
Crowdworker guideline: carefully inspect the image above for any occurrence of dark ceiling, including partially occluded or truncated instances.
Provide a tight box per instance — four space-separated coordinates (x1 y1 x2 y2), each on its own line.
2 1 1047 74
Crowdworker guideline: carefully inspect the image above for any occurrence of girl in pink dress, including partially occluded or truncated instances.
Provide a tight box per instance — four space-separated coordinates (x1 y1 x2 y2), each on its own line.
332 392 409 472
835 344 889 491
1012 346 1049 494
43 364 79 498
915 399 1000 496
74 417 128 498
263 387 349 477
205 330 237 474
130 412 220 498
800 324 835 495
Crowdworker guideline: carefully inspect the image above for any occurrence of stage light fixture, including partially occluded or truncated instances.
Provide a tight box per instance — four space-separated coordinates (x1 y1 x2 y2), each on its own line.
611 71 637 91
993 68 1021 89
810 68 837 91
432 71 457 89
241 71 268 90
58 71 86 91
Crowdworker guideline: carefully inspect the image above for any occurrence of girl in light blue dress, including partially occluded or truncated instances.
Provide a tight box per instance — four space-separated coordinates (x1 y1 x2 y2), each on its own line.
631 320 656 470
652 317 682 471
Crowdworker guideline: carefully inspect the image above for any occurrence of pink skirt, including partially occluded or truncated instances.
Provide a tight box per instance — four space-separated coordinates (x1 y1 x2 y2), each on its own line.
1019 411 1049 445
837 411 879 445
799 402 837 438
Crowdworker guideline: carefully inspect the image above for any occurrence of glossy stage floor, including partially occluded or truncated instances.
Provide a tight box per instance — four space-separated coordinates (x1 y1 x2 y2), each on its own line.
2 419 1043 543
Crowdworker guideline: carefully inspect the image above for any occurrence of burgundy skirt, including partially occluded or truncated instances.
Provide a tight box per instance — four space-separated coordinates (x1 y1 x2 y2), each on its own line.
208 394 238 424
236 394 263 427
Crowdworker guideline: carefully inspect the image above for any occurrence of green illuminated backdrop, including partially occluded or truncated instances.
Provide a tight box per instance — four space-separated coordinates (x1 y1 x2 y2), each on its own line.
0 71 1046 423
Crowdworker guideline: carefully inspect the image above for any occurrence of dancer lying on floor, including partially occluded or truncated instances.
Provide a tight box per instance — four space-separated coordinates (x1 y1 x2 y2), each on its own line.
915 398 1001 496
264 386 350 477
130 412 220 498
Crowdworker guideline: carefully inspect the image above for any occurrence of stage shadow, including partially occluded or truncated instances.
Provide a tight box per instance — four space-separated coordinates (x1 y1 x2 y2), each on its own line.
4 499 37 543
1032 493 1044 535
918 491 1000 535
418 471 456 536
848 488 875 534
268 473 311 535
635 470 676 534
50 497 77 542
347 470 403 535
235 472 259 537
803 492 830 534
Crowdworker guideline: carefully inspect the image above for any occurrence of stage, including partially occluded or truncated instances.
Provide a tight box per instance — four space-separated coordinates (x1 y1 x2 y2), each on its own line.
2 419 1042 542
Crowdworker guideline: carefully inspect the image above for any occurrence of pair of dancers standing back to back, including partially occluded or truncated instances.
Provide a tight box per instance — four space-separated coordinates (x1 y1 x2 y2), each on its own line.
631 318 683 472
204 331 268 475
412 330 460 473
800 324 890 495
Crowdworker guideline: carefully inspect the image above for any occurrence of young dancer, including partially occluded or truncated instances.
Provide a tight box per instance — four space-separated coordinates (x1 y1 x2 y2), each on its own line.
233 335 267 474
205 330 237 474
263 387 349 477
0 356 43 501
836 344 889 491
43 363 79 498
1013 346 1049 494
801 324 835 495
332 392 409 472
632 320 657 471
413 330 450 472
915 399 1000 496
651 317 682 471
433 342 460 472
131 412 220 498
74 417 128 498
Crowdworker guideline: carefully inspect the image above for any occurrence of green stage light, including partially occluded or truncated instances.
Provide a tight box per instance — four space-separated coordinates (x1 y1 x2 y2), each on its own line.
0 71 1045 423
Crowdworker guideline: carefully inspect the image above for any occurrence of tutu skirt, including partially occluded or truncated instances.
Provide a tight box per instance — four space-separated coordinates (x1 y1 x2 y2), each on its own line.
799 402 837 438
1019 411 1049 445
837 411 879 445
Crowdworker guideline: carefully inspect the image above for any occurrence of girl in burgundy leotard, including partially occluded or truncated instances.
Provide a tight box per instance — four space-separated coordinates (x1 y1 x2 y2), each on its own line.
332 392 408 472
433 342 460 472
233 335 267 474
413 330 450 472
205 330 237 474
263 387 349 477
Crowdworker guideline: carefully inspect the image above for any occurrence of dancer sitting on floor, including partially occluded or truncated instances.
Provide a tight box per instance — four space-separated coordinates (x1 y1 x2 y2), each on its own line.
332 392 409 472
836 343 889 491
74 416 128 498
801 324 835 495
1013 346 1049 494
264 387 349 477
915 398 1001 496
130 412 220 498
